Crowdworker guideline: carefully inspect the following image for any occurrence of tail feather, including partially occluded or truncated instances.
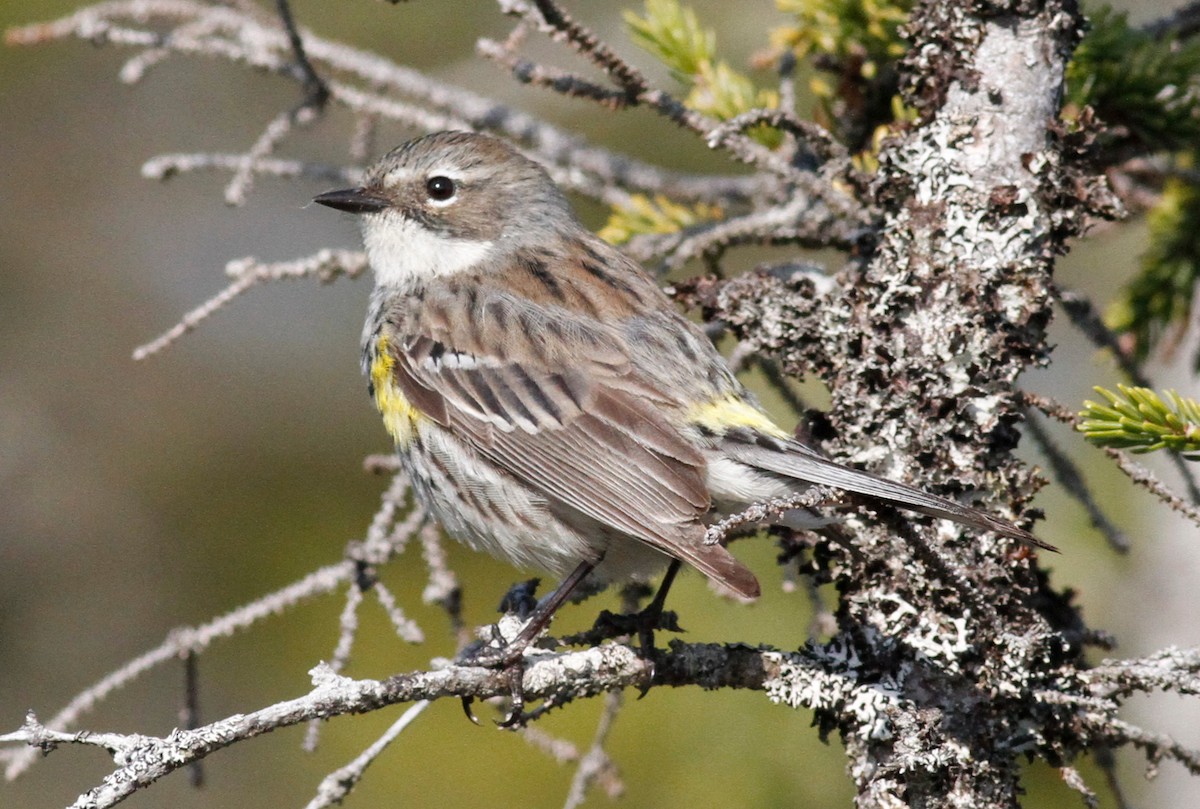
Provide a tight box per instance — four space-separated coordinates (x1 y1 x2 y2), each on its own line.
724 441 1057 552
672 534 761 598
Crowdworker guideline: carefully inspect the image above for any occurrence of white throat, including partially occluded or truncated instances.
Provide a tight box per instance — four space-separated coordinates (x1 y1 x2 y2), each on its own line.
362 212 493 288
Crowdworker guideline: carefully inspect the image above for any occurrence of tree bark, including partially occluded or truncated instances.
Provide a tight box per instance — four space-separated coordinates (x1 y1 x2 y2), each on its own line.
832 4 1085 806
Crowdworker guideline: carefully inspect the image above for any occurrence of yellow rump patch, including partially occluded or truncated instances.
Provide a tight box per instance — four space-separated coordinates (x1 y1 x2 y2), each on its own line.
370 336 422 448
686 394 789 438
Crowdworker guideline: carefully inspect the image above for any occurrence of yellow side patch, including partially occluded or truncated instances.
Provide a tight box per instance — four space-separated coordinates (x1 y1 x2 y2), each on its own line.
686 394 790 438
370 336 422 448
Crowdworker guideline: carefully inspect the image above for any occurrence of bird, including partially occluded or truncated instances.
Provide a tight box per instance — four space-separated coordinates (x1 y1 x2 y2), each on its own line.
313 130 1052 656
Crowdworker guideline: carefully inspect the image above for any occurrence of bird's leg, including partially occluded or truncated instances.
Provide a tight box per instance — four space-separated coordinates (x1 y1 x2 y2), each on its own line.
465 560 595 667
633 559 683 657
459 560 595 727
580 559 685 658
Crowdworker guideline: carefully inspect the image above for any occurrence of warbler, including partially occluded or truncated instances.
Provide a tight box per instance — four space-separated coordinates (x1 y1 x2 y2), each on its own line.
314 131 1049 625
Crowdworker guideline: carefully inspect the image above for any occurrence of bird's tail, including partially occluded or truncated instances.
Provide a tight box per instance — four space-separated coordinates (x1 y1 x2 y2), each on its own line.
722 440 1057 552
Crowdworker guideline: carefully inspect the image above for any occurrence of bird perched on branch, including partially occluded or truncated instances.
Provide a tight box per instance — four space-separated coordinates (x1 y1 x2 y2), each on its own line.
314 130 1052 661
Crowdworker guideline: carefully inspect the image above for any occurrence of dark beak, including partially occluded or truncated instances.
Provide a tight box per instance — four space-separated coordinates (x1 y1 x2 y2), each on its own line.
312 187 391 215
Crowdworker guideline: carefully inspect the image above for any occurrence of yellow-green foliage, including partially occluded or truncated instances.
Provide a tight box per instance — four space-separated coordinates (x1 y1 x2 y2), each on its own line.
598 193 723 245
773 0 911 100
1079 385 1200 458
625 0 779 143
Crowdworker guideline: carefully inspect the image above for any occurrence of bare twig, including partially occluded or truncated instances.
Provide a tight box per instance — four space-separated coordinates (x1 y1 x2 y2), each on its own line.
1091 746 1133 809
1022 409 1131 553
132 249 368 361
520 726 581 764
180 648 203 788
273 0 327 110
1052 286 1140 376
3 471 414 781
2 643 781 809
562 691 625 808
142 152 355 184
419 522 466 647
304 700 431 809
526 0 647 97
1085 646 1200 700
704 486 839 545
225 107 317 205
1102 717 1200 775
1108 450 1200 529
7 1 766 206
651 196 866 270
492 0 861 222
1059 766 1099 808
708 107 848 165
5 561 352 781
302 576 367 752
477 37 635 108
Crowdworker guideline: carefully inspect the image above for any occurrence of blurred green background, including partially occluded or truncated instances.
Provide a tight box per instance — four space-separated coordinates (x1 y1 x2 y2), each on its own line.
1 1 1198 807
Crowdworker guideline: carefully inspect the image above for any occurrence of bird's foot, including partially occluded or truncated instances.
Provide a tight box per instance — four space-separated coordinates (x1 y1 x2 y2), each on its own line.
456 628 537 728
456 581 556 728
581 606 683 658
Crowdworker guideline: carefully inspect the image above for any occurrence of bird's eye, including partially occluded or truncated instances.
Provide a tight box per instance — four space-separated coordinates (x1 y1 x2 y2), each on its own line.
425 176 456 202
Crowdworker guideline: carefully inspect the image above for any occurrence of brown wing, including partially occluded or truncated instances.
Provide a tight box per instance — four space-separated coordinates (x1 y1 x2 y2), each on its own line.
389 334 760 598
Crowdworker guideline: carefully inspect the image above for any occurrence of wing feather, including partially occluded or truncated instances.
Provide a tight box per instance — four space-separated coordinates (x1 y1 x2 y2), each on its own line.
386 336 761 594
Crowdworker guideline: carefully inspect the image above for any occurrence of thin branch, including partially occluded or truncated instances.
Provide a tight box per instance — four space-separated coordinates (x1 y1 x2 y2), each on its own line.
562 691 625 808
477 36 634 108
304 701 431 809
373 581 425 644
1025 392 1200 530
4 561 353 781
180 649 203 788
1059 766 1100 809
1108 450 1200 530
348 112 378 164
520 726 581 764
3 471 414 781
1052 285 1200 505
776 50 798 117
206 0 330 205
1053 285 1147 385
273 0 327 110
8 1 768 206
2 643 781 809
1091 746 1133 809
419 522 466 647
1022 409 1131 553
142 152 356 184
303 576 367 753
704 486 839 545
757 357 811 422
492 0 860 220
1102 717 1200 776
132 249 368 361
652 196 866 270
707 107 848 164
224 106 318 205
526 0 647 97
1085 646 1200 700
